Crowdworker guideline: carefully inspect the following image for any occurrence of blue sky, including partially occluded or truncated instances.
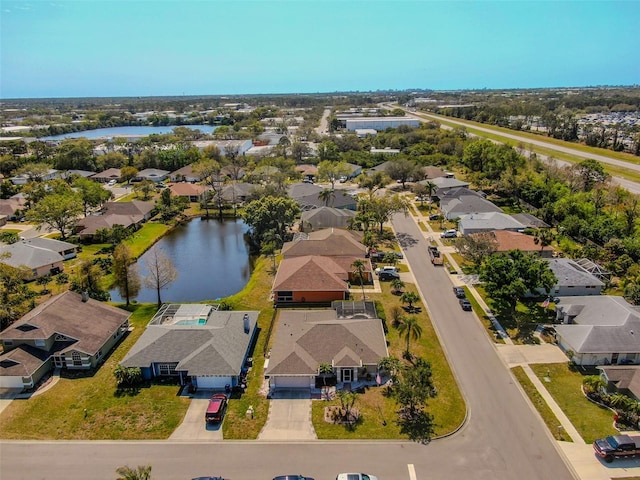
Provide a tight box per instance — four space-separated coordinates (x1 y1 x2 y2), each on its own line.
1 0 639 98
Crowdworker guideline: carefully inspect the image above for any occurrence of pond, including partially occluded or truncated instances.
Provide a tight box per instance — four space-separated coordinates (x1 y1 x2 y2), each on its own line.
40 125 217 140
109 218 252 303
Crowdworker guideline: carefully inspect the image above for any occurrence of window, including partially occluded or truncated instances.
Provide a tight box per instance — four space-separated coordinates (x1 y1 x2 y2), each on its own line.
277 291 293 302
72 352 82 366
4 340 12 346
158 363 177 376
54 357 63 367
34 339 45 347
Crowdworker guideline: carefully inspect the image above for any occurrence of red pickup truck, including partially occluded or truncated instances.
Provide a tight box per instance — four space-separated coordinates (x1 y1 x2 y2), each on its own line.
593 434 640 462
205 394 228 424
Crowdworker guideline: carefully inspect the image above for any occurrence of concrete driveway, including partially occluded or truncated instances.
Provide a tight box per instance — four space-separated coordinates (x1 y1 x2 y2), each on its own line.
258 389 316 440
169 392 224 441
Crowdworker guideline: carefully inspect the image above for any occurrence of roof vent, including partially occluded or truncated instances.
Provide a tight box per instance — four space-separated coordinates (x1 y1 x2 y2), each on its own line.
243 314 250 334
82 291 89 302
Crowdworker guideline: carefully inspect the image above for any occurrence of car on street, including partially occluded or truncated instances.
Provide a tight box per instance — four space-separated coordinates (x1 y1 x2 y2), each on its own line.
459 298 472 311
205 394 228 423
453 286 466 298
336 474 379 480
378 271 400 281
192 477 228 480
441 229 457 238
272 476 315 480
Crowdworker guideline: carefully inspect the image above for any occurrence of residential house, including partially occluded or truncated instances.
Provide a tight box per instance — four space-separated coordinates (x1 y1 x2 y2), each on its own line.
457 212 525 235
18 237 78 260
554 296 640 366
441 193 502 221
421 166 447 180
300 207 356 232
598 366 640 401
0 291 131 389
10 169 59 185
511 213 550 229
295 164 318 182
221 182 255 204
91 168 122 183
170 164 203 183
544 259 605 297
428 177 471 196
121 304 258 389
0 196 27 221
63 169 96 180
344 163 363 179
169 183 209 202
103 201 155 220
0 242 65 280
282 229 367 258
473 230 555 257
265 305 389 390
366 160 393 176
75 201 154 239
135 168 170 183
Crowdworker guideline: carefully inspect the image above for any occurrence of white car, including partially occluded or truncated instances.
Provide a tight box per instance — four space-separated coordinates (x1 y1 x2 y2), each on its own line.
374 265 398 275
441 229 457 238
336 474 379 480
107 179 117 186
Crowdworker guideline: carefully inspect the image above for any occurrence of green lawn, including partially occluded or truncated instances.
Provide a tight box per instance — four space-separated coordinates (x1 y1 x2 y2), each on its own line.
123 223 170 258
511 366 571 442
529 363 618 443
0 304 190 440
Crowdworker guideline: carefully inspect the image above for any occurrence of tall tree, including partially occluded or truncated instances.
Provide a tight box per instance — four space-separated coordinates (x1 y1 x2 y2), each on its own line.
27 191 83 240
351 259 367 300
357 171 389 200
454 232 498 266
242 196 300 247
317 160 351 189
397 315 422 355
386 158 418 189
73 177 112 217
318 188 335 207
112 244 141 307
143 246 178 308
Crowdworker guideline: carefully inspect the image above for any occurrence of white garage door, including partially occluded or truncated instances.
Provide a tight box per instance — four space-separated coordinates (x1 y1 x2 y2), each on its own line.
195 376 232 389
274 376 311 389
0 375 25 389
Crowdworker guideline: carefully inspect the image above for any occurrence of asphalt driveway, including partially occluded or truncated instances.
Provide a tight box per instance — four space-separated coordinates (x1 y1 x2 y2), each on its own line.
258 389 316 440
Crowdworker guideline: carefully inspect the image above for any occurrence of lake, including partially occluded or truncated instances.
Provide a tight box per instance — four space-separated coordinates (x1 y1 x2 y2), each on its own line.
40 125 217 140
109 218 252 304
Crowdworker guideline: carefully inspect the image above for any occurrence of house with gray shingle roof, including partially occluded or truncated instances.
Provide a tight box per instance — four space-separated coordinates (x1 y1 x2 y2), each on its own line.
120 305 258 389
543 258 604 297
300 207 356 232
441 194 503 221
0 291 130 389
554 296 640 366
265 306 388 390
458 212 525 235
0 242 65 280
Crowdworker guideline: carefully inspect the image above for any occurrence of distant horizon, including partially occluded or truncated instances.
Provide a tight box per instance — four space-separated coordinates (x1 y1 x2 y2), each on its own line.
2 1 639 99
2 83 639 102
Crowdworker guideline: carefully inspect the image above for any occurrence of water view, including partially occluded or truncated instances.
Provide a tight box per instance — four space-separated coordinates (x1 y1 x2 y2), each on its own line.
40 125 217 140
109 218 252 304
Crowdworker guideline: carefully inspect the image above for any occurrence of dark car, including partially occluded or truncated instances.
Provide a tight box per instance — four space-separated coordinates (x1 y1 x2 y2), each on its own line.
205 394 228 423
192 477 228 480
378 271 400 281
453 286 466 298
459 298 472 311
429 213 441 220
272 476 315 480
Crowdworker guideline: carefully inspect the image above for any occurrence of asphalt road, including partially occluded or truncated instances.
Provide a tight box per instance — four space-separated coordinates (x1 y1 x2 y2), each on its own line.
0 212 576 480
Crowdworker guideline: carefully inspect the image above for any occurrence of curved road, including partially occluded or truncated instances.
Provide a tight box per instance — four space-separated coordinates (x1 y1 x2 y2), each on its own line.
0 212 575 480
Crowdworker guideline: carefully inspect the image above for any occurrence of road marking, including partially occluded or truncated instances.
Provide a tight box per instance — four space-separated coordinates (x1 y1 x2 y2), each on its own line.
408 463 417 480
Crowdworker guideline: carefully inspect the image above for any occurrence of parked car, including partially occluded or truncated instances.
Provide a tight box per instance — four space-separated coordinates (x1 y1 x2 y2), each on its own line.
272 476 315 480
441 229 457 238
336 474 379 480
205 394 228 423
459 298 472 311
107 179 117 186
339 175 348 183
378 271 400 281
375 265 399 275
453 286 466 298
429 213 441 220
192 477 228 480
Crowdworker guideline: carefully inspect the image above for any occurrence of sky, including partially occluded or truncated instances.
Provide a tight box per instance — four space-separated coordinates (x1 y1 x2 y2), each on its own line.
1 0 639 99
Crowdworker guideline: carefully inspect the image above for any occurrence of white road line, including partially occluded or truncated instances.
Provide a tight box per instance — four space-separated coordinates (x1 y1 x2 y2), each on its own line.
408 463 417 480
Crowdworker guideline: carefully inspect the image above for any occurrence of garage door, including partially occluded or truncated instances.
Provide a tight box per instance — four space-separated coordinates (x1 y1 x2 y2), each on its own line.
195 376 232 389
0 375 25 389
274 376 312 389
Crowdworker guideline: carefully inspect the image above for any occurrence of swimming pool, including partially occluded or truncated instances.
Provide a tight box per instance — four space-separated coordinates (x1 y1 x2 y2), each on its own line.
175 318 207 326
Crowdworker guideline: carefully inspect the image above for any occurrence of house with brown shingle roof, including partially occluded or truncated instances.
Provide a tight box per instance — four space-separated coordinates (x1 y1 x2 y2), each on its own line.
169 183 209 202
90 168 122 183
0 291 130 390
282 229 366 258
265 307 388 390
472 230 555 257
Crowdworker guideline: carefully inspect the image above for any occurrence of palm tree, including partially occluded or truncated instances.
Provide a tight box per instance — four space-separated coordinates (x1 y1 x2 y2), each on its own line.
336 390 359 425
533 228 555 253
318 188 335 207
351 259 367 300
115 465 152 480
424 180 436 211
318 362 334 386
391 278 405 295
400 291 420 311
397 316 423 356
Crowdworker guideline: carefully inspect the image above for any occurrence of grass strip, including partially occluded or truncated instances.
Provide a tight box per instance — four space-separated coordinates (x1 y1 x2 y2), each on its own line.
511 366 572 442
